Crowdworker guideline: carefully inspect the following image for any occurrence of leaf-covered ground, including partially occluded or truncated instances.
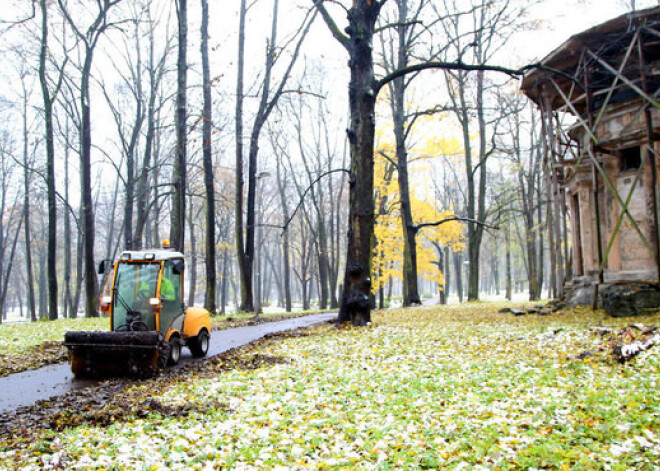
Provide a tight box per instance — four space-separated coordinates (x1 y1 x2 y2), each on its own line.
0 312 320 377
0 318 107 377
2 303 660 470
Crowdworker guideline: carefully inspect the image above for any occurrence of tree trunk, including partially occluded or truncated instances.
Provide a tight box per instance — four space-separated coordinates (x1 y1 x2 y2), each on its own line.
335 3 382 326
389 0 420 307
453 251 464 303
276 159 292 312
443 246 450 304
505 218 512 301
220 248 228 314
0 216 23 323
22 87 36 323
201 0 216 313
171 0 188 252
58 0 122 318
134 13 163 250
81 78 99 318
436 244 446 304
40 0 58 321
38 250 47 318
64 132 74 318
187 193 197 307
234 0 251 312
71 226 83 318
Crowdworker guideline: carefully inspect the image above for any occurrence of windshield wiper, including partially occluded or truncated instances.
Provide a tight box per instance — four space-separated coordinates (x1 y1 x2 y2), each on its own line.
112 275 140 320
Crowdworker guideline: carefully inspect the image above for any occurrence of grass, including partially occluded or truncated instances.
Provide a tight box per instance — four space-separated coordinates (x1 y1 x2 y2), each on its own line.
0 317 108 355
2 302 660 469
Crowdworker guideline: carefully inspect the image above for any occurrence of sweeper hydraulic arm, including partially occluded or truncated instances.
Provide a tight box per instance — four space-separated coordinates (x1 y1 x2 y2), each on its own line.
64 242 211 377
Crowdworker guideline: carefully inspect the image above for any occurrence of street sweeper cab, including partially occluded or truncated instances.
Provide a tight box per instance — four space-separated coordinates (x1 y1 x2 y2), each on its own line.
64 241 211 377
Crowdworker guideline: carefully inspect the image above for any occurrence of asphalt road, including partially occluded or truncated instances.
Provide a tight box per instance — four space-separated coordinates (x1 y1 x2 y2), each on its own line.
0 312 336 414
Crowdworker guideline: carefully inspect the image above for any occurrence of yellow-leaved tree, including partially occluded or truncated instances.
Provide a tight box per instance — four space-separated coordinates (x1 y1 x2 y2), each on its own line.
372 131 465 298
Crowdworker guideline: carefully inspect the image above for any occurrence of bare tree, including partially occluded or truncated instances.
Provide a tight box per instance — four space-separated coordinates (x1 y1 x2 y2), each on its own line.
499 94 544 300
234 0 316 313
200 0 216 313
0 136 22 323
436 0 523 300
58 0 125 317
134 2 172 250
20 72 37 322
39 0 67 320
170 0 187 251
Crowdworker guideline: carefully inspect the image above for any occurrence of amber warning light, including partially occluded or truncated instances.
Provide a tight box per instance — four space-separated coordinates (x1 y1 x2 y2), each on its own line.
161 239 171 249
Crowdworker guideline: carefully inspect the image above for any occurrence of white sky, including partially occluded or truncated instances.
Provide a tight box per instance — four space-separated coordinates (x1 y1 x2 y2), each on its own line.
513 0 659 63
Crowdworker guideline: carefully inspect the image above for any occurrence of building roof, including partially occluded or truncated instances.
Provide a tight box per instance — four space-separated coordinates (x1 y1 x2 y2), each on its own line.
521 6 660 112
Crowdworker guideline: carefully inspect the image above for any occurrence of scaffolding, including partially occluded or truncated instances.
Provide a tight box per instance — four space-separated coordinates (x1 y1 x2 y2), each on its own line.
522 7 660 306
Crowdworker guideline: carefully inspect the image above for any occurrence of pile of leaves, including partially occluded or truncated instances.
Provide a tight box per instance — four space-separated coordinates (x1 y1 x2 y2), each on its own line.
2 303 660 469
0 342 67 378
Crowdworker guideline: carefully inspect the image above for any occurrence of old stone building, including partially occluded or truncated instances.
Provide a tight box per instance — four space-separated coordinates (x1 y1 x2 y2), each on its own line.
522 7 660 311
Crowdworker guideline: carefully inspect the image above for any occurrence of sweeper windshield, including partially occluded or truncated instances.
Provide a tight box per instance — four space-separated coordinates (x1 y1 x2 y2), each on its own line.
112 262 161 331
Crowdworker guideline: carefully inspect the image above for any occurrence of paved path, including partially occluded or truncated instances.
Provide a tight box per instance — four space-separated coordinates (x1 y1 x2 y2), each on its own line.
0 313 336 414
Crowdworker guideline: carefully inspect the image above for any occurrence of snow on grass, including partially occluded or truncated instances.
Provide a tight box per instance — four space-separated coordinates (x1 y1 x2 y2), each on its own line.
0 317 107 354
3 303 660 469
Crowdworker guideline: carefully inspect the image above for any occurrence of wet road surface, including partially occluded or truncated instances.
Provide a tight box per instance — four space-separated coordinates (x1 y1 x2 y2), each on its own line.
0 312 336 414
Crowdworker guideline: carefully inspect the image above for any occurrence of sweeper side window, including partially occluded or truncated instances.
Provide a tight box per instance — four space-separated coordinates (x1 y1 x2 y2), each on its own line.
159 260 183 334
112 262 160 331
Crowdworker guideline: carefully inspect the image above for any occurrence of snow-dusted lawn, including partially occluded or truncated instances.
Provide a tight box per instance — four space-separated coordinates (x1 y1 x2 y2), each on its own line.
3 303 660 470
0 317 107 355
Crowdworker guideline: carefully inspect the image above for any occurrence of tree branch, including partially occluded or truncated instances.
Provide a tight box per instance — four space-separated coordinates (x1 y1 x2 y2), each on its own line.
377 60 522 94
313 0 349 50
411 217 498 234
376 61 585 96
280 168 351 232
378 150 398 169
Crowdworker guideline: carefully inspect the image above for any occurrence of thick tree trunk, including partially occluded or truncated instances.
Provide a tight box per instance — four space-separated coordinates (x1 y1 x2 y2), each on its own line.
335 4 382 326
